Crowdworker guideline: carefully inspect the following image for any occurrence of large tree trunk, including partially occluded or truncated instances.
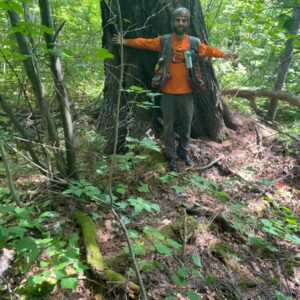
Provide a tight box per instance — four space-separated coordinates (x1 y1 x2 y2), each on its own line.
98 0 237 153
267 3 300 121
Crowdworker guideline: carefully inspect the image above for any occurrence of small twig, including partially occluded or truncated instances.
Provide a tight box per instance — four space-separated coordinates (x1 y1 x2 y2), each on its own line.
279 259 293 297
0 137 23 207
53 21 66 42
253 122 262 147
195 155 224 171
77 276 105 288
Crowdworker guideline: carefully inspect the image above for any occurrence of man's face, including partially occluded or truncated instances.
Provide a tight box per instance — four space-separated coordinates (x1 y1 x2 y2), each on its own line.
173 16 188 35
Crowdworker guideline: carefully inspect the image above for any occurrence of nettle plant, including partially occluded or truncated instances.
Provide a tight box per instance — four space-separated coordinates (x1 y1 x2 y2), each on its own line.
0 200 86 296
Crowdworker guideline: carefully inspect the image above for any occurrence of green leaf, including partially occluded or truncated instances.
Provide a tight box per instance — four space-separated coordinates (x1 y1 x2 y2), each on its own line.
172 185 185 193
31 275 44 285
285 217 297 225
192 253 202 267
166 239 182 249
206 273 216 286
261 178 274 186
60 277 78 290
95 48 113 60
285 233 300 245
244 166 257 173
128 230 139 239
116 201 128 209
275 290 293 300
186 291 204 300
165 296 177 300
137 184 150 193
116 184 128 195
39 25 54 35
192 268 202 278
171 274 187 286
15 237 37 252
154 242 172 256
55 270 67 280
177 267 189 278
144 226 165 240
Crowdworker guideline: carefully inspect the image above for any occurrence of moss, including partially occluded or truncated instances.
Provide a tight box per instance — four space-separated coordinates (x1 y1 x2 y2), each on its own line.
284 260 296 277
210 241 240 270
160 215 199 243
137 149 166 173
75 211 139 292
258 275 279 285
238 278 258 288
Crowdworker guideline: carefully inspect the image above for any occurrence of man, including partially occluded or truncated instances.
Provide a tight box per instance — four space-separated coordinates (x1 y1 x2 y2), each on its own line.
113 7 235 172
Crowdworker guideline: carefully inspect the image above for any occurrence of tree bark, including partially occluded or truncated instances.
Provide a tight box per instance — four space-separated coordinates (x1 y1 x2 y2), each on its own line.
98 0 237 153
38 0 77 178
267 3 300 120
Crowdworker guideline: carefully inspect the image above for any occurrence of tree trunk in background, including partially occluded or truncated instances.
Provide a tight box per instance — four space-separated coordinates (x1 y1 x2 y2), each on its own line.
267 3 300 121
98 0 237 153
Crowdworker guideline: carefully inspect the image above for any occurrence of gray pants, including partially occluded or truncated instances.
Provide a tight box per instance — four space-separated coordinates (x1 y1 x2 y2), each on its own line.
161 93 193 161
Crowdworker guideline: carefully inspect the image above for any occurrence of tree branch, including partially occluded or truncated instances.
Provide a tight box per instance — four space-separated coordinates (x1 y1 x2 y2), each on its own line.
222 88 300 108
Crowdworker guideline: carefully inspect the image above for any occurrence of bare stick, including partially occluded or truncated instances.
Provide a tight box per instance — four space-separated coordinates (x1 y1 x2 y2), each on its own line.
195 155 224 171
112 209 148 300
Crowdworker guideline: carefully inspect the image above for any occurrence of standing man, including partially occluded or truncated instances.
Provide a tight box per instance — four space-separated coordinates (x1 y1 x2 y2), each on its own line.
113 7 235 172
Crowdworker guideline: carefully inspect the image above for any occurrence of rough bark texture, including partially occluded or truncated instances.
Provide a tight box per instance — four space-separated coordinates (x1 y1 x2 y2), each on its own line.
267 3 300 120
98 0 237 153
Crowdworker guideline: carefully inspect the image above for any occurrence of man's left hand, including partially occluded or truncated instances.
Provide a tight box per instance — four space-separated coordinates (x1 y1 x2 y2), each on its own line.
223 52 238 60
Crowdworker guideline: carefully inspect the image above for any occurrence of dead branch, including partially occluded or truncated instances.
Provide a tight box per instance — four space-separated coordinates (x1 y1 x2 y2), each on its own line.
195 155 224 171
222 88 300 108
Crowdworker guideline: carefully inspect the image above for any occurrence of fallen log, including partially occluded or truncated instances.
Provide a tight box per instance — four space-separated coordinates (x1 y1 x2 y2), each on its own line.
75 211 139 294
222 88 300 108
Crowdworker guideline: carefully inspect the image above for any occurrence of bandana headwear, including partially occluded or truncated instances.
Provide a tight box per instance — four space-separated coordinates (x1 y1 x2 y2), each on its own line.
173 7 191 23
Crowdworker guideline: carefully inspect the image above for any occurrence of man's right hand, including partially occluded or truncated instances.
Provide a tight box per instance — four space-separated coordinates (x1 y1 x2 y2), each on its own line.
112 33 127 45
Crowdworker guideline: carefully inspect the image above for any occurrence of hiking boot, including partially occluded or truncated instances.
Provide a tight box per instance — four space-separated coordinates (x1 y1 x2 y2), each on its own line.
178 154 193 166
168 160 178 172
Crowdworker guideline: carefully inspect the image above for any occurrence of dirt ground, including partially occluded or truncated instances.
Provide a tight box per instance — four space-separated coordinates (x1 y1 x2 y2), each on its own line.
73 114 299 300
2 113 299 300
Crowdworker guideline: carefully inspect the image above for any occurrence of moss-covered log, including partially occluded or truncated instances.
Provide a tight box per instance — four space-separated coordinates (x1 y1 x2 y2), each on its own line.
75 211 139 293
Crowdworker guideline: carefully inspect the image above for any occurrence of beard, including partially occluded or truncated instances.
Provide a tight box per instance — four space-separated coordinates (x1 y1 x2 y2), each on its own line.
173 25 187 35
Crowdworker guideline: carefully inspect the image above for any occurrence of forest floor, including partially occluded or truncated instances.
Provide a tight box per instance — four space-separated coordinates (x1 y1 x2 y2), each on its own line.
1 112 300 300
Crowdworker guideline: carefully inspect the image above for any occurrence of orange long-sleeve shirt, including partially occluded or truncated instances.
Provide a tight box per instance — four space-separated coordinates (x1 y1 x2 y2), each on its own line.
126 33 224 94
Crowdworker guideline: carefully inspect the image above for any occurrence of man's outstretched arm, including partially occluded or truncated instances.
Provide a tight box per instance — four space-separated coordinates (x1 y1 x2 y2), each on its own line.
112 33 161 52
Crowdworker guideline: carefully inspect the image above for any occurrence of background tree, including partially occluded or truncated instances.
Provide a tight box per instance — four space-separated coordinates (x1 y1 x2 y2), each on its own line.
267 2 300 120
1 1 77 178
98 0 237 153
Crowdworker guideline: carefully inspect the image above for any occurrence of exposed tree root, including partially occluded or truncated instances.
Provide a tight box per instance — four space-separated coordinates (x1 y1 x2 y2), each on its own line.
75 211 139 295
